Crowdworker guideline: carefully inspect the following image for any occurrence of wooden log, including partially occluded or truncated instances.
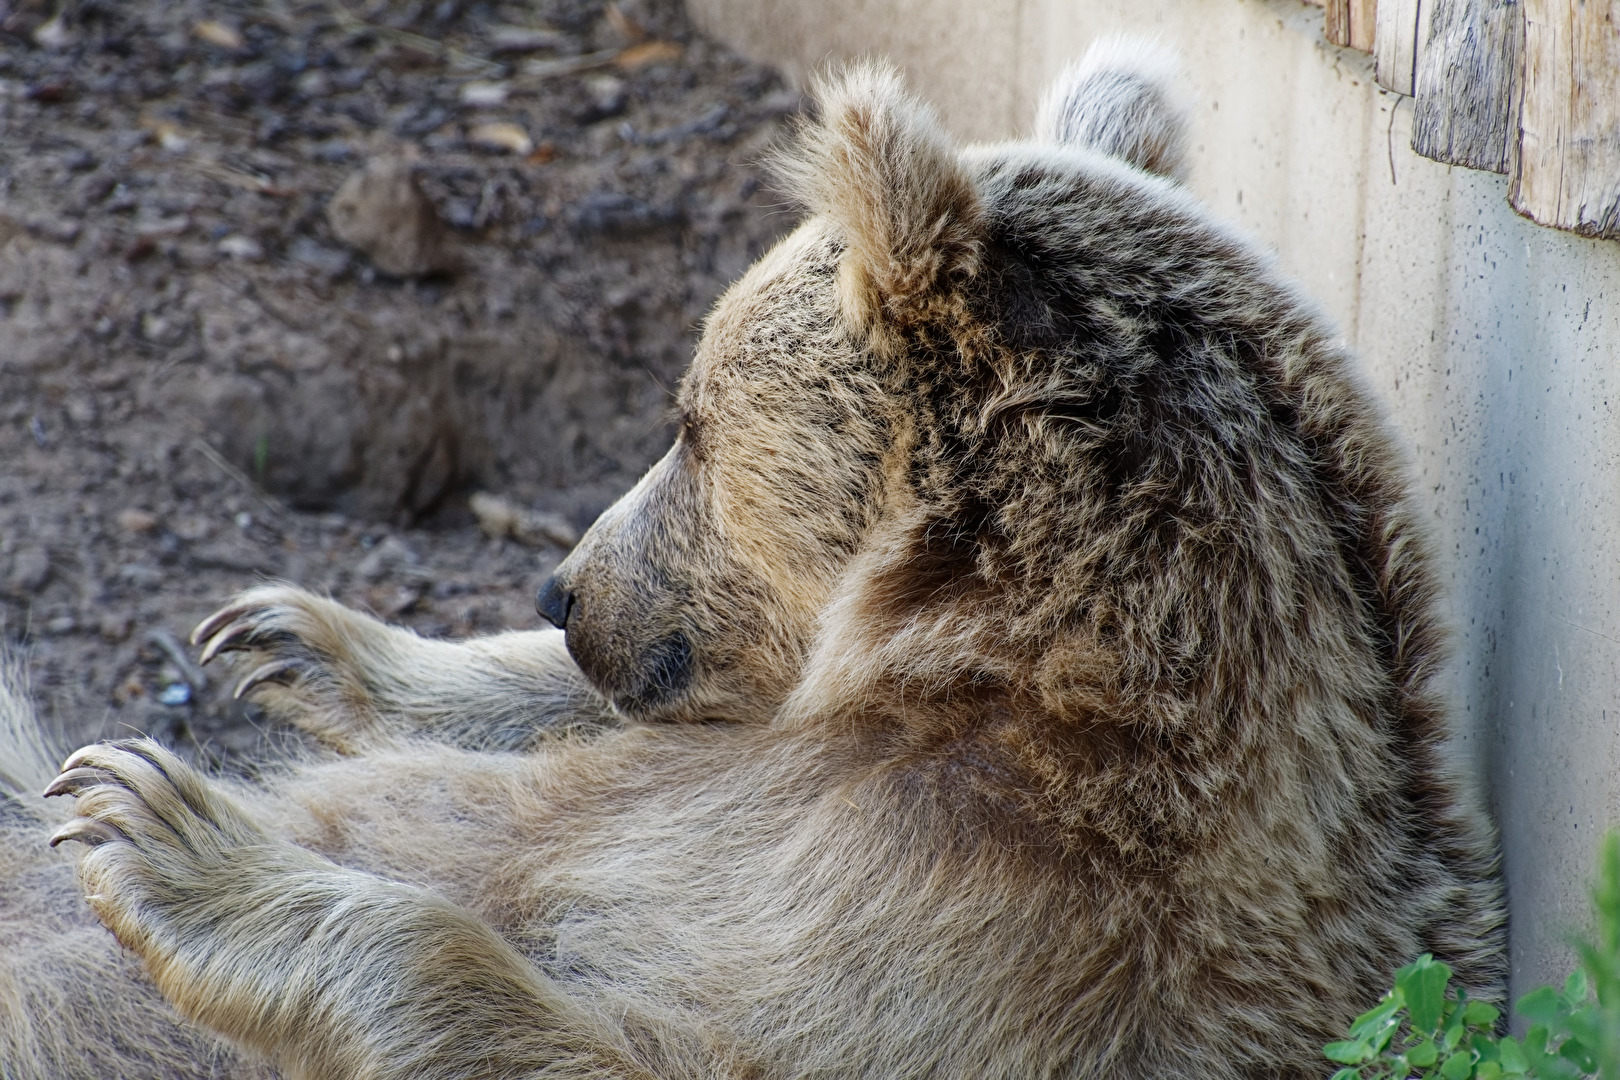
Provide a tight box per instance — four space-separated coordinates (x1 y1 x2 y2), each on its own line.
1510 0 1620 239
1410 0 1523 173
1326 0 1379 51
1374 0 1424 95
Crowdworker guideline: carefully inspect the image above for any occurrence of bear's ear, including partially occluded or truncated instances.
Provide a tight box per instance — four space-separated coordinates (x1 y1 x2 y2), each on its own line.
776 62 984 331
1034 36 1190 181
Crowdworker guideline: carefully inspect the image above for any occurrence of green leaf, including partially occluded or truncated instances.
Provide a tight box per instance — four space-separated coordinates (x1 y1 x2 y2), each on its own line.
1565 968 1592 1010
1498 1036 1529 1075
1462 1001 1502 1029
1440 1050 1476 1080
1399 955 1455 1034
1523 1027 1584 1080
1326 1040 1373 1065
1474 1062 1502 1080
1350 994 1406 1039
1410 1039 1441 1067
1329 1069 1363 1080
1558 1034 1598 1074
1537 1054 1585 1080
1519 987 1570 1029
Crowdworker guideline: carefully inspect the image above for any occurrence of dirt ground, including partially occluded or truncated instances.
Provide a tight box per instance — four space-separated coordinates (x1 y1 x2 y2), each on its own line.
0 0 796 760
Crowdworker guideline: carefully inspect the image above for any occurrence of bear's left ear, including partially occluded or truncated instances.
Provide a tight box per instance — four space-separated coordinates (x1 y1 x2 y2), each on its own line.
776 62 984 332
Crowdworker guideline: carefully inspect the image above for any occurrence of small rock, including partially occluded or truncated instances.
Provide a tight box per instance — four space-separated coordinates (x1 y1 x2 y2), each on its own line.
158 682 192 706
136 214 190 238
614 40 683 72
193 20 245 52
582 75 627 120
469 491 579 549
171 515 214 541
460 81 509 107
99 612 133 642
325 157 455 277
217 234 263 260
355 534 418 582
487 25 570 54
117 507 159 533
114 674 147 704
24 213 81 243
7 546 50 593
44 615 77 636
140 312 173 341
469 121 534 156
64 394 96 425
32 14 73 51
117 562 163 587
288 236 350 277
308 139 354 163
294 70 331 97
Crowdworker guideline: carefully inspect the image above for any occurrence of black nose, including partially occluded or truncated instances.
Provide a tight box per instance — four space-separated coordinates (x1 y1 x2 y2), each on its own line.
536 575 575 630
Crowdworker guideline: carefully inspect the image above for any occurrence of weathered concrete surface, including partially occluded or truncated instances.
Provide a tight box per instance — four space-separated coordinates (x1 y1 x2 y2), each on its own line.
690 0 1620 1006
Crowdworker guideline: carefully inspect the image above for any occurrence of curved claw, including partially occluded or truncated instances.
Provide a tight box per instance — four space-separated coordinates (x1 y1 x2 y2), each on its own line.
198 617 260 666
49 818 126 848
233 659 305 700
191 604 252 648
43 766 113 799
59 744 106 774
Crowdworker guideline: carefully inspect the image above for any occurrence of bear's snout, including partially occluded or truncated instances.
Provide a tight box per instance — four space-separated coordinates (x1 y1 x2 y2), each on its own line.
535 575 575 631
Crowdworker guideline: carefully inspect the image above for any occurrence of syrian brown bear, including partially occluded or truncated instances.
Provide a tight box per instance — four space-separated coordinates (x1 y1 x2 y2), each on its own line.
0 40 1505 1080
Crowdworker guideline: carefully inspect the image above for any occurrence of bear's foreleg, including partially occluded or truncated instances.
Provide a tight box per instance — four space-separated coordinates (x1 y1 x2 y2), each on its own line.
44 739 658 1080
191 584 615 752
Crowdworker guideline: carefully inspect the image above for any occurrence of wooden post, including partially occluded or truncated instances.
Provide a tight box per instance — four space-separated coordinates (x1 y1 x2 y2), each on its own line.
1374 0 1424 95
1326 0 1379 51
1410 0 1523 173
1510 0 1620 238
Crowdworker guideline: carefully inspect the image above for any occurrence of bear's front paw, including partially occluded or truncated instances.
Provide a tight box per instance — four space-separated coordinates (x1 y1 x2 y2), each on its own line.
44 740 267 955
192 584 348 701
191 584 398 745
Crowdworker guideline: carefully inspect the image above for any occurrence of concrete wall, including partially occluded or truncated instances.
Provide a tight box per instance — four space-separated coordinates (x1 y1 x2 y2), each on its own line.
689 0 1620 1005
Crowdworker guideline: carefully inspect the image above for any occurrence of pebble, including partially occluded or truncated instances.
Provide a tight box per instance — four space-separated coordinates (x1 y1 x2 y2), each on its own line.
469 121 534 156
217 234 263 260
158 682 192 706
325 157 455 276
469 491 579 549
460 81 509 107
487 25 570 54
288 236 351 277
118 508 159 533
355 534 419 581
7 545 51 593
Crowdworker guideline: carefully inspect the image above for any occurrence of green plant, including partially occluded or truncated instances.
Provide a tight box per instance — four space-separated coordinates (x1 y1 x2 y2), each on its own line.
1325 834 1620 1080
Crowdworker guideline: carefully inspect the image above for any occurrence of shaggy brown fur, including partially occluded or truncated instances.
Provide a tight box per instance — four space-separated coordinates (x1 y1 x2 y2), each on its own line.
1 47 1504 1080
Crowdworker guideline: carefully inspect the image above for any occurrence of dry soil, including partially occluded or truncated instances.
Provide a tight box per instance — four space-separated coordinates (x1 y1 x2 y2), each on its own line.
0 0 796 760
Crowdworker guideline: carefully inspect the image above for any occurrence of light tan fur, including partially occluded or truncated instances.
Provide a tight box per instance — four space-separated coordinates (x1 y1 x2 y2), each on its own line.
1 50 1503 1080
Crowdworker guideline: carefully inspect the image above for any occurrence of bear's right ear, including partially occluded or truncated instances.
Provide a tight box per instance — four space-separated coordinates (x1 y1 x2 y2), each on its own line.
1034 37 1190 181
776 62 984 335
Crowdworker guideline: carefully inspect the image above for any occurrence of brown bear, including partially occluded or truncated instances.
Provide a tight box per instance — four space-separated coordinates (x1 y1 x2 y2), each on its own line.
0 42 1505 1080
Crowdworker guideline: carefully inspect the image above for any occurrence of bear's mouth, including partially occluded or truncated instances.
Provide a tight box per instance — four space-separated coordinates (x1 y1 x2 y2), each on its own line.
606 631 694 714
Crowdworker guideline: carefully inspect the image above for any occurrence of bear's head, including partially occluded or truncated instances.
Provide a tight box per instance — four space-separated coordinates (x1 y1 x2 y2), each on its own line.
537 42 1429 819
